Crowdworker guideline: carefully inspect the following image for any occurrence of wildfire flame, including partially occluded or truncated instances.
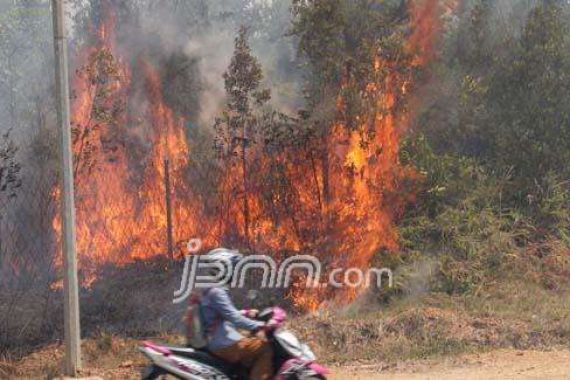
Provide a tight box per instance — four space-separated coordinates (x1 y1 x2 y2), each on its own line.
53 5 208 284
290 0 457 308
51 0 456 307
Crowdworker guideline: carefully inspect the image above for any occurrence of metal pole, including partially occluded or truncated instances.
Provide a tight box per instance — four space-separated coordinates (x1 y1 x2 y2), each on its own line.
51 0 82 375
164 159 174 259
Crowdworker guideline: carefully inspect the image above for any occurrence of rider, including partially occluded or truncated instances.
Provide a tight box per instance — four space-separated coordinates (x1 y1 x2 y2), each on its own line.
200 248 274 380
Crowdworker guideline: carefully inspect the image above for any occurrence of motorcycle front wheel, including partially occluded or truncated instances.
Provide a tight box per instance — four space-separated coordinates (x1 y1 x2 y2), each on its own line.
141 365 165 380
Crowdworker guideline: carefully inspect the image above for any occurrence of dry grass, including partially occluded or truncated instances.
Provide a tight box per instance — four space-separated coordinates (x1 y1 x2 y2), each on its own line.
3 245 570 377
2 331 189 379
294 281 570 364
5 282 570 378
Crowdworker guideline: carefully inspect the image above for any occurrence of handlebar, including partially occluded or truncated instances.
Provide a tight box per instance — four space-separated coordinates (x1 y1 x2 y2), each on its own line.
255 306 287 324
246 307 287 337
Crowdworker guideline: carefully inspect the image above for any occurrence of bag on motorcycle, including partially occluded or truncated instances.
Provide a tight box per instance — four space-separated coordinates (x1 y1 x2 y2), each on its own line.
185 290 208 349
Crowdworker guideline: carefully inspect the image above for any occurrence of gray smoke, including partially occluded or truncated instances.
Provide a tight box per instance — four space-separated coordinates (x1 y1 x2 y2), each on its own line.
110 0 302 127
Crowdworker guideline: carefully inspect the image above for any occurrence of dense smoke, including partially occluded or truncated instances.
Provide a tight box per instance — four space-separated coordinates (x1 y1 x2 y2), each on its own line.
75 0 301 126
0 0 301 280
0 0 300 147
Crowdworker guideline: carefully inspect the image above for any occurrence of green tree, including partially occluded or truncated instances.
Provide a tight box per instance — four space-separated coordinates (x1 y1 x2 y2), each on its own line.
419 1 570 187
214 26 270 245
291 0 411 212
488 2 570 183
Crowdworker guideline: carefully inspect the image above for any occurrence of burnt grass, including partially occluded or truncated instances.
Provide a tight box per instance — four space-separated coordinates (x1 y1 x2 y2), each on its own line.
0 255 291 359
0 257 182 358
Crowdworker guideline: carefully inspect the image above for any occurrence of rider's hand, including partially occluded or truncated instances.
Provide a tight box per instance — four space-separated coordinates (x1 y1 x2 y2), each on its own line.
241 309 259 319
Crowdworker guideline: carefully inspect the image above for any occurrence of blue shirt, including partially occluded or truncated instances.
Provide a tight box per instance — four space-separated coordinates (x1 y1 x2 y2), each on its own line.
201 286 264 350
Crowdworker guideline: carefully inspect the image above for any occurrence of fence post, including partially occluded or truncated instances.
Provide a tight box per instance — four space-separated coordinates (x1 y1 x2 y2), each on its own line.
51 0 82 375
165 159 174 260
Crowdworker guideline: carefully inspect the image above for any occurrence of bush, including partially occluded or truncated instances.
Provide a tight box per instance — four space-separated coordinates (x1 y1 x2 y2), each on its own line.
397 135 570 296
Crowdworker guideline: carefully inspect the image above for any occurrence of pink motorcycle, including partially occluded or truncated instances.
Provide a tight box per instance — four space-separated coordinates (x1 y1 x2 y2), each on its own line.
140 307 329 380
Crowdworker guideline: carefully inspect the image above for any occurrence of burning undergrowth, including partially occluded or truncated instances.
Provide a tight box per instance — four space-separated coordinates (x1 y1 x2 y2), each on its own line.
52 6 205 278
46 0 459 310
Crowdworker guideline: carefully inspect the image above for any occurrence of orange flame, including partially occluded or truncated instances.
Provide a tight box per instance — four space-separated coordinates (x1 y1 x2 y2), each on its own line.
51 1 456 309
290 0 457 309
53 5 210 284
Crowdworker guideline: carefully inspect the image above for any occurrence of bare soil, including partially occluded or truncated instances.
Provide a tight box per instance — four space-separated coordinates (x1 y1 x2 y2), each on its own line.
331 349 570 379
6 339 570 379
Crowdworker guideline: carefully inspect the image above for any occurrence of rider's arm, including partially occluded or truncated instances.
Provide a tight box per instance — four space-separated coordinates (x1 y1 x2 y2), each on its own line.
209 288 264 331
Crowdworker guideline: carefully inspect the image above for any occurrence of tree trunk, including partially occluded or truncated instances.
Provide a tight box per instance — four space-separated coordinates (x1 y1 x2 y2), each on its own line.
242 132 250 247
309 148 324 225
321 134 331 216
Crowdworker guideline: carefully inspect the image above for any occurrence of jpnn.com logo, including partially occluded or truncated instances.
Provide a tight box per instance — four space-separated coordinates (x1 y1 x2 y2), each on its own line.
173 239 393 304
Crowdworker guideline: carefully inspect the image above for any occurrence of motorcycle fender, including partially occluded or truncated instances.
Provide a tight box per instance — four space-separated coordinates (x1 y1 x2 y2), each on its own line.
308 361 330 376
275 358 330 380
140 348 230 380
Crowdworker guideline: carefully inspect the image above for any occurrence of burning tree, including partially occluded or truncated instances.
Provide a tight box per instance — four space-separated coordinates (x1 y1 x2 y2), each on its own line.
49 3 210 284
45 0 455 309
71 47 126 180
214 26 271 247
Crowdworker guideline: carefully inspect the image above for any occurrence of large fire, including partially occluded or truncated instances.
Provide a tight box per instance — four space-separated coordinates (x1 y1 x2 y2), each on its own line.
53 6 208 283
288 0 456 308
52 0 455 307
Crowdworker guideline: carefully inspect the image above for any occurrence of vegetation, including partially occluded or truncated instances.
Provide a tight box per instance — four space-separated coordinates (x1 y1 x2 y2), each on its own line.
214 26 271 244
0 131 21 201
396 1 570 297
2 0 570 370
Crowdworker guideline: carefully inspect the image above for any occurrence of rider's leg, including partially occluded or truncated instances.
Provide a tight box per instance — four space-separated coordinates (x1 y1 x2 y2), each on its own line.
213 337 273 380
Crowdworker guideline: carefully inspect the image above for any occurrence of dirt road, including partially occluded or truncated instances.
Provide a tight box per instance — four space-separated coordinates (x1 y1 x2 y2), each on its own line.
9 343 570 379
330 349 570 379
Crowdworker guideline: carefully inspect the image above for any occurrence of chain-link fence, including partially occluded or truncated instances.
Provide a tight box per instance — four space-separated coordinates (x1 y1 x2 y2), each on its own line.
0 1 72 353
0 124 197 354
0 171 59 288
0 123 63 353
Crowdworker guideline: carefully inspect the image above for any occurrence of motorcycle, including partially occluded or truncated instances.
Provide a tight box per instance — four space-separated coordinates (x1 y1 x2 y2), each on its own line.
139 307 329 379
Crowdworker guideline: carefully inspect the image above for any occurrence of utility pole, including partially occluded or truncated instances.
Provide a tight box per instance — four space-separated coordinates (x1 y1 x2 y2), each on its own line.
51 0 82 375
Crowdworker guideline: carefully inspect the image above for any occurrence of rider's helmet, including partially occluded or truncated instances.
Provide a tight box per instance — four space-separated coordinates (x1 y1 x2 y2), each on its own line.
204 247 243 283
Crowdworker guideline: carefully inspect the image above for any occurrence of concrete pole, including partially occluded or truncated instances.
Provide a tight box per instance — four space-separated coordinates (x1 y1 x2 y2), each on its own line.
51 0 82 375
